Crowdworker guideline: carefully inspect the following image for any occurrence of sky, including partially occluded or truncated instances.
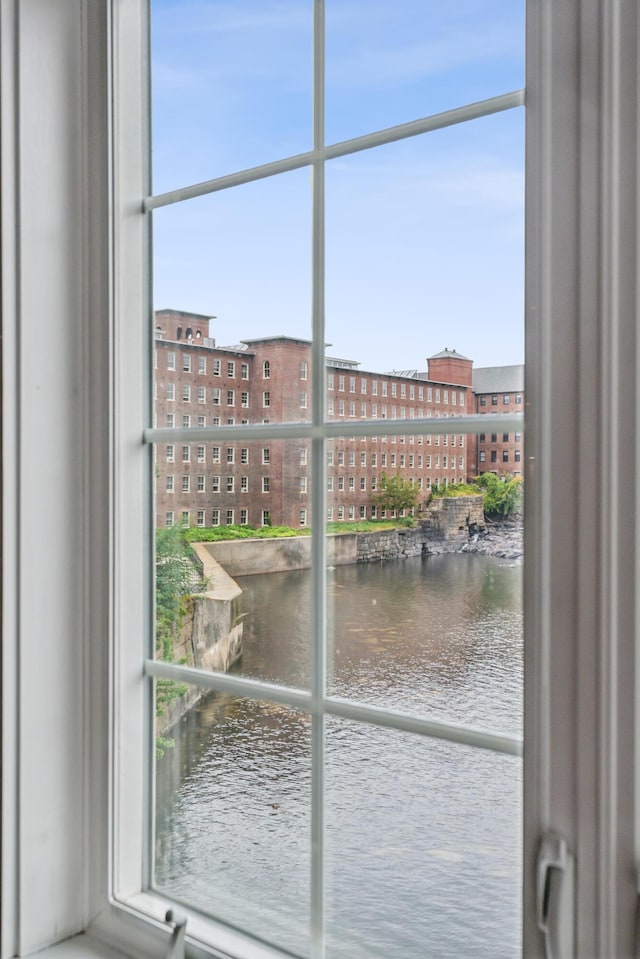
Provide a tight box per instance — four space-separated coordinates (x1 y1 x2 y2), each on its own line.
150 1 525 373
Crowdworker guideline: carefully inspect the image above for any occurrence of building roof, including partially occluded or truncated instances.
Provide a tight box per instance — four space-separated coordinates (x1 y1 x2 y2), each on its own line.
241 335 312 347
428 347 471 361
472 364 524 393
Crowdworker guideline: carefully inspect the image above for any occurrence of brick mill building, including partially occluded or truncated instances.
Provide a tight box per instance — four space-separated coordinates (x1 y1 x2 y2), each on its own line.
154 310 523 529
471 365 525 478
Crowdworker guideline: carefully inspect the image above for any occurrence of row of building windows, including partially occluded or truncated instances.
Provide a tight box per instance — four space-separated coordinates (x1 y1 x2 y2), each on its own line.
478 432 523 443
479 450 522 463
478 393 523 406
326 376 467 406
163 353 251 377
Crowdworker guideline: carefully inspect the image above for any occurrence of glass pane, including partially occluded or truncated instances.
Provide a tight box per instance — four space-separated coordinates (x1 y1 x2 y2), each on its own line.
325 109 524 372
325 718 521 958
153 170 312 348
326 0 525 144
153 437 314 687
327 552 522 733
151 0 313 194
155 689 312 956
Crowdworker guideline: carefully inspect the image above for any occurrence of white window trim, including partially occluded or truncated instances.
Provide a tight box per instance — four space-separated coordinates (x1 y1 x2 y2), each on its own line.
2 2 640 959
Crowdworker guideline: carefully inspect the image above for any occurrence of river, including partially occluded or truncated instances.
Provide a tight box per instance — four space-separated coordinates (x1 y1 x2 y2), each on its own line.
155 553 523 958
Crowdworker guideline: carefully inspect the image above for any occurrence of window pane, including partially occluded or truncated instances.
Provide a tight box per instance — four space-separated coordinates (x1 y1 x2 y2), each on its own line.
155 690 311 956
325 109 524 371
151 0 313 193
153 171 312 357
327 554 522 732
326 0 524 144
325 719 521 958
154 439 313 687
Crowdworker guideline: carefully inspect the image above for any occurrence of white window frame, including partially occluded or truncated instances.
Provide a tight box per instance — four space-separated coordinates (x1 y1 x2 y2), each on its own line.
3 3 640 959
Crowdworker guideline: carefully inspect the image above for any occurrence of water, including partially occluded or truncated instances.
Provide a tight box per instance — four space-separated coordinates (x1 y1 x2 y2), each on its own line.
155 553 522 958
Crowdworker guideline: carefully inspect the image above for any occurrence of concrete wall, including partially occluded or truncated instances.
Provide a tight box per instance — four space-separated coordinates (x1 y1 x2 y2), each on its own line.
203 533 358 577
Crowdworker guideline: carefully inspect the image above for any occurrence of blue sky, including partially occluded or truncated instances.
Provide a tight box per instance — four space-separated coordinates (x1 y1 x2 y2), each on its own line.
151 1 525 372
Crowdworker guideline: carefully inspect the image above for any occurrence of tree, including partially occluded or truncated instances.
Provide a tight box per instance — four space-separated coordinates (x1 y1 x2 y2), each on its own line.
374 472 419 516
473 473 523 518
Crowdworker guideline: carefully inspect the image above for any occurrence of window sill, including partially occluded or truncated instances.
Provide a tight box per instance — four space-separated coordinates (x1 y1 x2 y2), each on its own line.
30 936 132 959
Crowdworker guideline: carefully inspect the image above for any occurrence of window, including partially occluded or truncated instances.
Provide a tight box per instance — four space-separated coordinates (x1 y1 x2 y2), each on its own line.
348 477 355 491
299 477 307 493
227 390 234 406
182 384 190 402
241 391 249 408
300 361 308 380
300 448 308 465
338 375 345 391
196 509 205 527
166 382 175 401
503 394 510 404
181 475 190 492
212 387 220 405
166 413 174 428
327 372 334 390
327 476 334 492
166 475 174 492
241 448 249 464
263 391 270 407
262 477 270 493
227 361 235 377
226 448 234 464
165 511 174 527
181 510 190 527
197 475 205 492
240 509 248 525
211 476 220 492
198 356 206 374
349 376 356 392
182 414 190 428
240 476 248 493
263 360 270 378
241 362 249 379
360 477 366 490
181 445 190 462
226 477 234 493
167 350 176 370
299 509 307 526
197 445 205 463
211 509 221 526
261 510 271 527
480 396 487 406
491 395 498 406
226 509 234 525
515 450 521 462
197 386 206 404
300 391 307 409
490 451 497 463
212 446 221 464
515 393 522 404
213 358 221 376
14 8 639 959
166 444 174 463
182 354 191 372
338 477 345 491
262 448 270 464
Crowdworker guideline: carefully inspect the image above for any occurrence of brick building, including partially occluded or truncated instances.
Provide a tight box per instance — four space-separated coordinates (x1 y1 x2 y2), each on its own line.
471 365 525 478
153 310 519 529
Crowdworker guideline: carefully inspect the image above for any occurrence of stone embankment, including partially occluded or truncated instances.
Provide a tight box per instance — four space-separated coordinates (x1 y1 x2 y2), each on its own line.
461 518 523 561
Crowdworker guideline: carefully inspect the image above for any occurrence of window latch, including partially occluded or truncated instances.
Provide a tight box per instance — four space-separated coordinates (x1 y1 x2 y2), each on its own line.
165 908 187 959
536 832 574 959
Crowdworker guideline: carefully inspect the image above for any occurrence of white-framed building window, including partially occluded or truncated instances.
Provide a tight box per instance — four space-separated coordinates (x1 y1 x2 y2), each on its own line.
213 358 221 376
262 477 270 493
166 382 175 401
6 5 640 959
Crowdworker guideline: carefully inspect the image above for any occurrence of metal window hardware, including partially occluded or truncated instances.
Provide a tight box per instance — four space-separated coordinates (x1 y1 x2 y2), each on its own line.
537 832 574 959
165 909 187 959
